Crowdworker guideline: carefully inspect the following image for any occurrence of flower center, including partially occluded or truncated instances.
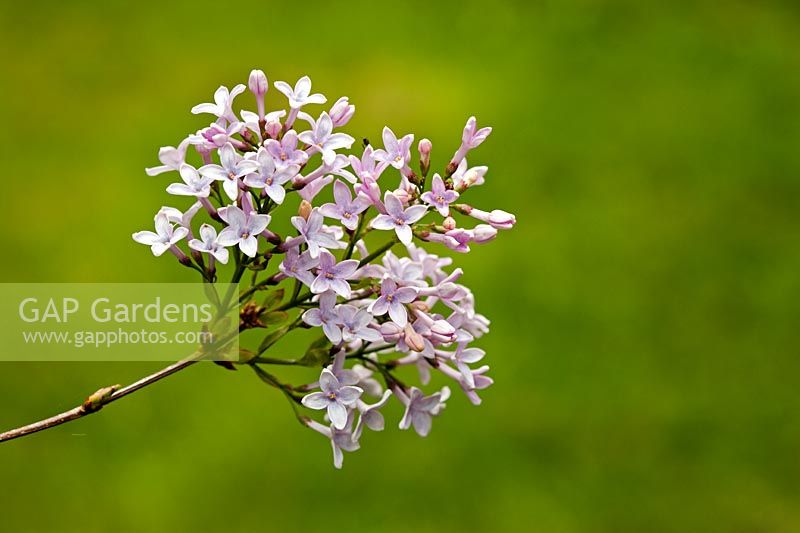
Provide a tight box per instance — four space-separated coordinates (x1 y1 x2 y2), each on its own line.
265 177 273 186
325 272 334 279
394 217 404 225
280 152 287 161
327 392 337 400
394 155 402 163
241 232 250 239
228 172 236 180
342 212 352 219
436 195 445 203
386 294 394 302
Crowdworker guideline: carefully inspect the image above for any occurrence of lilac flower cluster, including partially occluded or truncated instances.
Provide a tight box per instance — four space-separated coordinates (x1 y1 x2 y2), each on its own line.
134 69 516 468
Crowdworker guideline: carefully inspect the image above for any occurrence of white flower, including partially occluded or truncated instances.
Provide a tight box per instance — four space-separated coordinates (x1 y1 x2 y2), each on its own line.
188 224 229 264
216 204 271 258
165 164 215 198
274 75 326 109
191 84 246 123
132 213 188 256
301 368 363 430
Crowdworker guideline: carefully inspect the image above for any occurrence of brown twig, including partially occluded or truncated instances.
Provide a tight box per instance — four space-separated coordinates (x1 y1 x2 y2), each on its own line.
0 354 201 443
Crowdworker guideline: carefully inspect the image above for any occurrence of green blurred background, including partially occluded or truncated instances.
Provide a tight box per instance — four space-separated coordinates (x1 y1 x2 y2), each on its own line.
1 0 799 531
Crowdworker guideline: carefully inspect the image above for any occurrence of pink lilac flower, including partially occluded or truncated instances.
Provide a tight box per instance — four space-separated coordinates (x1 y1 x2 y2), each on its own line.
240 109 285 142
298 175 334 203
191 84 246 123
420 174 459 217
368 277 418 326
290 208 342 258
336 363 383 398
336 305 383 343
248 69 268 120
158 202 202 237
304 417 360 469
302 291 343 343
134 68 518 470
310 249 359 297
263 130 308 168
422 231 463 252
217 204 271 257
243 148 299 204
454 205 516 229
165 164 215 198
349 146 387 184
397 386 450 437
301 368 363 430
295 153 356 187
354 389 392 438
199 143 260 201
188 223 229 264
438 363 493 405
450 343 485 388
319 180 370 231
279 247 319 286
190 121 246 150
370 192 428 245
145 138 190 176
328 96 355 127
450 158 488 192
132 212 188 257
373 126 414 171
274 76 326 129
418 138 432 176
298 112 355 164
448 116 492 172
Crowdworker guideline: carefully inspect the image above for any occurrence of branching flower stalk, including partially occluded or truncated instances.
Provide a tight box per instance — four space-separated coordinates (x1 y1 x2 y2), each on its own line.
1 70 517 467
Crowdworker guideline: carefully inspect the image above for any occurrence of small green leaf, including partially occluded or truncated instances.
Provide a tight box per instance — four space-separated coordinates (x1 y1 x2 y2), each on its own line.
297 335 333 366
259 310 289 326
261 288 285 310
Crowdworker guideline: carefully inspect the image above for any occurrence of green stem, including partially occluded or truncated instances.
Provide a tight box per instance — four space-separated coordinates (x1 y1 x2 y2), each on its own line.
343 212 367 260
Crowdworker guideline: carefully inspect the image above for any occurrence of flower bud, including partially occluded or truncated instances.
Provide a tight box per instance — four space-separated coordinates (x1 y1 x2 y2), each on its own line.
487 209 516 229
404 323 426 352
264 120 282 139
436 282 466 301
418 138 432 156
249 69 269 121
409 301 430 313
393 188 411 205
380 322 403 343
471 224 497 243
442 216 457 231
248 69 269 97
418 138 432 177
329 96 355 127
298 200 313 220
430 319 456 340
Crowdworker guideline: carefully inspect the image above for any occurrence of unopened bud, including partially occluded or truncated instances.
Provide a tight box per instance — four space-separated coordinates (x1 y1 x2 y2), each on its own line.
329 96 355 127
472 224 497 243
418 138 432 177
442 216 457 231
409 301 430 313
248 69 268 97
393 188 411 205
298 200 313 220
404 323 426 352
380 322 403 342
249 69 268 121
264 120 282 139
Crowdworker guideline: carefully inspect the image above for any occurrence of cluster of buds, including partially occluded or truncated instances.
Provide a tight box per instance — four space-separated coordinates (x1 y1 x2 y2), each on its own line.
134 69 516 468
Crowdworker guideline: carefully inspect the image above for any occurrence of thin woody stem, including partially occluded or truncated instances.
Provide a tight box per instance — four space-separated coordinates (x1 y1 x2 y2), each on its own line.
0 353 202 443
